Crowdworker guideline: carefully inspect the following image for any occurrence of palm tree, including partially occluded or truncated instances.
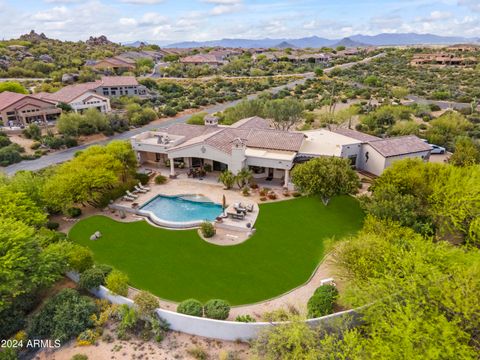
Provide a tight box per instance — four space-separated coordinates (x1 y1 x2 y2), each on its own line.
235 168 253 189
218 170 235 190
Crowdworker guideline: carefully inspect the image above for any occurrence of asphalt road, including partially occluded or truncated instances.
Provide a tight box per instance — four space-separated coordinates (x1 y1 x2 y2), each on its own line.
3 76 312 175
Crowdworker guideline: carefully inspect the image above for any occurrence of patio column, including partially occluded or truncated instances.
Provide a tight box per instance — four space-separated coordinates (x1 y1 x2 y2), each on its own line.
169 159 175 178
284 169 290 188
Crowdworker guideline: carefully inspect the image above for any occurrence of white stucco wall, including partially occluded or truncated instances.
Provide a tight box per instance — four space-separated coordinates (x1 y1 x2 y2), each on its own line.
70 92 111 113
168 144 234 169
66 272 358 342
357 144 387 176
384 151 431 168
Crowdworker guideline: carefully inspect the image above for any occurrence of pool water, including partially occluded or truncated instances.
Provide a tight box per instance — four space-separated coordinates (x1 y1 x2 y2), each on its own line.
140 195 223 223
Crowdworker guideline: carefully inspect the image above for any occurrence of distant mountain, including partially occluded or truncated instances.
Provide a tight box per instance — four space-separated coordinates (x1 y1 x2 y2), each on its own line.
123 41 148 48
349 33 477 46
275 41 296 49
332 37 368 48
143 33 480 49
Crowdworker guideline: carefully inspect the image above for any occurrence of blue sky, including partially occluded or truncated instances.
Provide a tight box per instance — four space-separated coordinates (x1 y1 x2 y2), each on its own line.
0 0 479 43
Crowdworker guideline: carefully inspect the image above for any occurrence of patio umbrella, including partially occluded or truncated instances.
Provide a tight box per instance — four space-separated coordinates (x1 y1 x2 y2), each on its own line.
222 194 227 214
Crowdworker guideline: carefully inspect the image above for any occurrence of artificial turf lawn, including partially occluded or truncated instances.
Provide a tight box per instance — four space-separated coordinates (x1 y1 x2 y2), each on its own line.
69 196 364 305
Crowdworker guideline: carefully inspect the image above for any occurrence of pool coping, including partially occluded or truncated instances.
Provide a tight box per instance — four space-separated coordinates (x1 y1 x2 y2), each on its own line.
137 193 223 229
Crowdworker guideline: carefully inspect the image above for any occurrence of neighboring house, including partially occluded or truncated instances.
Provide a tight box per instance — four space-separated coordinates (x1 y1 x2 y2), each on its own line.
0 91 61 127
119 50 166 62
89 56 136 72
411 53 477 66
180 54 226 67
94 76 147 97
35 83 111 113
131 117 432 185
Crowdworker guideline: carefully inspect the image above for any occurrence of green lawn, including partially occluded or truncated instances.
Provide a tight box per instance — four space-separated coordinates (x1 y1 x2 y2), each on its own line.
69 196 364 305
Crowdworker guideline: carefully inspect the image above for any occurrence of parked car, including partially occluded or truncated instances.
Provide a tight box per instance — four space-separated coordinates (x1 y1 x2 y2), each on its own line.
429 144 446 154
420 139 446 154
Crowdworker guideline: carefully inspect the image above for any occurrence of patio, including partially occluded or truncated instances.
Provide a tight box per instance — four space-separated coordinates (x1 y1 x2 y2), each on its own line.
114 167 266 233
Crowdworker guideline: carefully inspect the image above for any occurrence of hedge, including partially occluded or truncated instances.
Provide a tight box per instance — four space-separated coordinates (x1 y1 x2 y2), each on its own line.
204 299 230 320
307 285 339 318
177 299 203 317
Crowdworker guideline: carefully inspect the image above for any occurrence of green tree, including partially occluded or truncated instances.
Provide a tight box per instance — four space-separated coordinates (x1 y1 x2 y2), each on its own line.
235 168 253 189
449 136 480 167
264 98 304 131
425 111 473 148
291 157 360 205
0 81 28 94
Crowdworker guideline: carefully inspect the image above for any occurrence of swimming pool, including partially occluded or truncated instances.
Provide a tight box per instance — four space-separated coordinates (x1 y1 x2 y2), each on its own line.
139 194 223 227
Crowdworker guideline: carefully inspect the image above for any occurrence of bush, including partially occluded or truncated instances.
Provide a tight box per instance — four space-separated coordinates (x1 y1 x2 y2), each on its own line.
177 299 203 317
235 314 256 323
203 163 212 172
23 124 41 140
79 268 105 290
155 174 167 185
204 299 230 320
200 222 215 238
66 244 94 273
242 186 250 196
66 207 82 218
0 144 23 166
135 172 150 185
46 221 60 230
71 354 88 360
43 136 64 149
28 289 96 343
105 269 129 296
134 291 159 317
95 264 113 277
307 284 338 318
64 137 78 148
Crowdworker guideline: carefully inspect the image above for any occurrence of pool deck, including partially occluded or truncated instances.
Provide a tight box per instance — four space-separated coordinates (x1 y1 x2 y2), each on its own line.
114 170 262 233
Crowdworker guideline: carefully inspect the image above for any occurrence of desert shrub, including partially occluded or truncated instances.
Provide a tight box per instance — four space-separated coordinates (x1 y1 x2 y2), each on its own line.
204 299 230 320
177 299 203 317
134 291 159 317
200 222 215 238
187 346 208 360
267 192 277 200
0 144 23 166
43 136 64 149
307 284 338 318
261 308 292 322
155 174 167 185
235 314 256 323
66 207 82 218
105 270 129 296
23 124 41 140
242 186 250 196
71 354 88 360
79 268 105 290
64 137 78 148
292 192 302 197
28 289 96 343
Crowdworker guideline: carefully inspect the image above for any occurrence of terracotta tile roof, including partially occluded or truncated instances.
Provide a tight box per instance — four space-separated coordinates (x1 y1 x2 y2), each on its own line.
163 123 219 141
180 54 224 64
230 116 271 129
0 91 56 111
36 82 100 103
100 76 139 87
0 91 27 110
331 128 381 142
368 136 432 157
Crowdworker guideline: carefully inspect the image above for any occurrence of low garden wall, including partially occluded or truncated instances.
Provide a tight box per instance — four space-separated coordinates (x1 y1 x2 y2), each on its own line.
67 272 358 342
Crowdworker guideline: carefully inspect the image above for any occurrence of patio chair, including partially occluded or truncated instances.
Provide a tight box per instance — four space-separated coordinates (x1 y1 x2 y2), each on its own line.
246 204 254 212
138 182 151 191
234 203 247 215
126 190 138 199
134 185 148 193
228 211 245 220
123 195 135 202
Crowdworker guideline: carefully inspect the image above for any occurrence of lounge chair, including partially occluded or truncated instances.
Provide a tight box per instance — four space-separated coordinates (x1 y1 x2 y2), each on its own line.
234 203 247 215
123 195 135 202
126 190 138 199
228 212 245 220
246 204 254 212
138 182 150 191
134 185 148 193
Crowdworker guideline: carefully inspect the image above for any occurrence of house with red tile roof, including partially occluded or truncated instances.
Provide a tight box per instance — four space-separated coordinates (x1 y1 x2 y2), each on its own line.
0 91 61 127
131 117 432 185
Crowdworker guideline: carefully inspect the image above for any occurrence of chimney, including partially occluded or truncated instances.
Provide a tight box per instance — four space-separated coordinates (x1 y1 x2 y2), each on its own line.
204 115 219 127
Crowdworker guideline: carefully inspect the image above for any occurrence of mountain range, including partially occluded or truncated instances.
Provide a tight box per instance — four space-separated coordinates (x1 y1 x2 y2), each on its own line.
124 33 479 49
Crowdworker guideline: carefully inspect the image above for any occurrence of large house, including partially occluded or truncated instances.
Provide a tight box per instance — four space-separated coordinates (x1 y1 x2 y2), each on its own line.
89 56 136 72
0 91 61 127
35 83 111 113
35 76 146 113
180 54 226 67
131 116 432 185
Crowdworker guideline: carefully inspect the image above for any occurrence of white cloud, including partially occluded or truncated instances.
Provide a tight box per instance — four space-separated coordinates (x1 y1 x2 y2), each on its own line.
120 0 164 4
458 0 480 12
